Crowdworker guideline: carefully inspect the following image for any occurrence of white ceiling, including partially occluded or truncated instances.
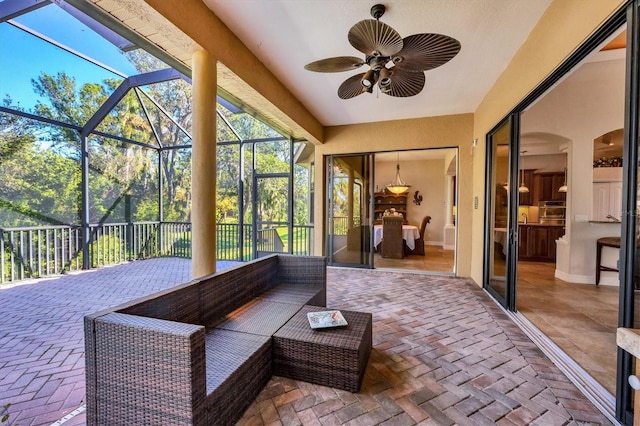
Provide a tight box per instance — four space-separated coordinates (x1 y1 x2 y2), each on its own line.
203 0 553 127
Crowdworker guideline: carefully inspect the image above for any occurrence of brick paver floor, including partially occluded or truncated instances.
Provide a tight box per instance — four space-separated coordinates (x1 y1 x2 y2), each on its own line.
0 259 613 425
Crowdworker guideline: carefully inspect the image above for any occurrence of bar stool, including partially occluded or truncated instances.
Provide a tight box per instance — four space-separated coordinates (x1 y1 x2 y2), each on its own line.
596 237 620 285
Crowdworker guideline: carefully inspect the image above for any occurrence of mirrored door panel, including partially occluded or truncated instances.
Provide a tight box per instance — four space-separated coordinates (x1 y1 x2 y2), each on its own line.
485 119 514 307
326 154 374 267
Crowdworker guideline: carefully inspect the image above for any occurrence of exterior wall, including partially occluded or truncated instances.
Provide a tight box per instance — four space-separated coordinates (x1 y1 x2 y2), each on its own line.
314 114 474 276
471 0 626 284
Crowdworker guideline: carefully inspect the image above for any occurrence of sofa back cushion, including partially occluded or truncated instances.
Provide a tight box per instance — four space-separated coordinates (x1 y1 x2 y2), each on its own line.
200 255 279 326
118 282 202 324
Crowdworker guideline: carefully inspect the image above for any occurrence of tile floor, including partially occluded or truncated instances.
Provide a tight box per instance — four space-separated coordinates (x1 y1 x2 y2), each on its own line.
0 258 614 425
516 261 619 395
374 246 455 274
378 245 620 396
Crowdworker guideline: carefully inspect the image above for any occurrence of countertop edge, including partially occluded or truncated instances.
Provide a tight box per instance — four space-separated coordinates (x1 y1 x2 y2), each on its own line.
617 327 640 358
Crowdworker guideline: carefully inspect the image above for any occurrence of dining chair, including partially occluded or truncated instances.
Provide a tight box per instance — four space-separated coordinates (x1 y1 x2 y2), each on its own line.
381 216 404 259
410 215 431 256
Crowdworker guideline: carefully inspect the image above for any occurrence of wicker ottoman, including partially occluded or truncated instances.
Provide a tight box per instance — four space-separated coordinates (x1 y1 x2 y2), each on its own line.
273 305 372 392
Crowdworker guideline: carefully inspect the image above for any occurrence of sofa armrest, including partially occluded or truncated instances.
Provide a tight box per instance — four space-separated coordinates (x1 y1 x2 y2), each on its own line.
277 254 327 288
85 313 207 426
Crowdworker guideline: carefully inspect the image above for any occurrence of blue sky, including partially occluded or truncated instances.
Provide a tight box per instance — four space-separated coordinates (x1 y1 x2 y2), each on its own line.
0 3 138 110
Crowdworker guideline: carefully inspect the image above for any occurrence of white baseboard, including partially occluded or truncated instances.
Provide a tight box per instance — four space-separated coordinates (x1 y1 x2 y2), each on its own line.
426 240 443 246
554 269 619 286
443 244 455 250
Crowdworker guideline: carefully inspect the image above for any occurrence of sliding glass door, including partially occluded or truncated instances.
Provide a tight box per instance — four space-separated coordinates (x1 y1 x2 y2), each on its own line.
325 154 374 267
484 116 520 310
483 3 640 422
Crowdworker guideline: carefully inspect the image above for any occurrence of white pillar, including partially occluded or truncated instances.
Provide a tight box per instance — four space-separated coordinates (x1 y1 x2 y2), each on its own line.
445 175 454 226
347 169 354 228
191 50 217 278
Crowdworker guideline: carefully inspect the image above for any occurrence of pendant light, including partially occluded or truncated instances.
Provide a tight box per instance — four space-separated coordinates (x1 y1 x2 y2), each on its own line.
558 167 568 192
519 151 529 193
386 152 411 194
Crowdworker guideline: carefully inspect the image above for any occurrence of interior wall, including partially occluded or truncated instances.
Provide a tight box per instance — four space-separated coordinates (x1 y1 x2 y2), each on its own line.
521 57 625 283
375 159 447 244
315 113 473 276
471 0 625 284
524 154 566 173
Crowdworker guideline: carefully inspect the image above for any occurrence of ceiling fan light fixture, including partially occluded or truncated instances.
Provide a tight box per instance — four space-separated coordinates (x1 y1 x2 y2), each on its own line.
379 68 391 88
361 69 375 87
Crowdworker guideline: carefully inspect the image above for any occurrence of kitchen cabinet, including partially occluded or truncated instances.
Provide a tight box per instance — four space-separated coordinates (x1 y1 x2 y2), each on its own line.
518 225 565 262
593 181 623 221
535 173 566 202
374 192 407 224
548 226 565 259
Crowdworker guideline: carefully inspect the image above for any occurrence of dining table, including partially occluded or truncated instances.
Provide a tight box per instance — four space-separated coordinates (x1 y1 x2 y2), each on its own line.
373 224 420 250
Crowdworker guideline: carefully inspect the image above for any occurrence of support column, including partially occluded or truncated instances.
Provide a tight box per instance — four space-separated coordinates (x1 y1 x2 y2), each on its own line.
191 49 217 278
444 175 456 250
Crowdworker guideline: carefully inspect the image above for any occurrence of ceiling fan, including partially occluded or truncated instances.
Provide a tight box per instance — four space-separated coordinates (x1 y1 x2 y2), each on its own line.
304 4 461 99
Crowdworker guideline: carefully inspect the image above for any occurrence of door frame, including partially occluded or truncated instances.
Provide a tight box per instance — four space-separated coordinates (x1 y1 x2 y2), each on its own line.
251 173 291 257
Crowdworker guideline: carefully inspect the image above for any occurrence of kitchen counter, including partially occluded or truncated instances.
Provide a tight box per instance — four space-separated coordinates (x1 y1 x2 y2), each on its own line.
518 223 565 262
618 328 640 359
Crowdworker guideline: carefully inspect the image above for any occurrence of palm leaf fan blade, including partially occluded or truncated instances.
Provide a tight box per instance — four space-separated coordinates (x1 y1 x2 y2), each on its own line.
393 33 461 72
385 68 425 97
338 73 367 99
304 56 366 73
348 19 403 57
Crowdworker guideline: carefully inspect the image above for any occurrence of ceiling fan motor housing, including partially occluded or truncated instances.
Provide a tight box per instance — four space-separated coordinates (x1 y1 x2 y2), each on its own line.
367 56 389 70
370 4 386 20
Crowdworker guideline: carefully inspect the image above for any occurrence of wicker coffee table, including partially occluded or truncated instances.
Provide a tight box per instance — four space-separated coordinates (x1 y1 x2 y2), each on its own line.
273 305 372 392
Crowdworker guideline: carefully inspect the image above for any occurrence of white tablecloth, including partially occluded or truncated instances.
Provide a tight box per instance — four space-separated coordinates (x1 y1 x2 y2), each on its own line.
494 227 507 255
373 224 420 250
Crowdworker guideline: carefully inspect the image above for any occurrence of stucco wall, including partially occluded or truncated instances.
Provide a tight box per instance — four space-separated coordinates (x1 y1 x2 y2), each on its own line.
314 114 473 276
471 0 626 284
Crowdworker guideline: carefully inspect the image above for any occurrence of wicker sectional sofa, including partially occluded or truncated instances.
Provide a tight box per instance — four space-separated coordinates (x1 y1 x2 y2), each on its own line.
84 254 327 425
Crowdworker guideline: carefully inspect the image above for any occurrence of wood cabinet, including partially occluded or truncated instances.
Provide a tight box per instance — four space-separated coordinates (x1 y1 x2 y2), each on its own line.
534 172 566 202
518 225 565 262
374 192 408 224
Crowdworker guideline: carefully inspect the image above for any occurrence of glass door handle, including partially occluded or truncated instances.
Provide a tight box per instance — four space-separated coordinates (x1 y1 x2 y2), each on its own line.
629 375 640 390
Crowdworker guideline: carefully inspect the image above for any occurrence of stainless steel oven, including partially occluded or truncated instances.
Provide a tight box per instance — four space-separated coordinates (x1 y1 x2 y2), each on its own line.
539 201 566 224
